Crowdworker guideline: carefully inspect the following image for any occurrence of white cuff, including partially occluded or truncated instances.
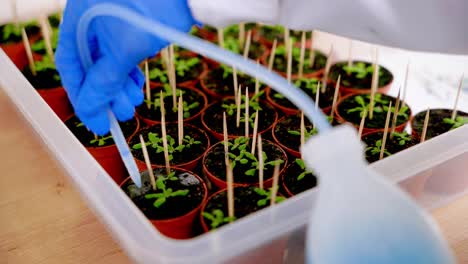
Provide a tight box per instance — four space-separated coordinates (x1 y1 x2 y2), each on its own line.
0 0 65 25
188 0 280 28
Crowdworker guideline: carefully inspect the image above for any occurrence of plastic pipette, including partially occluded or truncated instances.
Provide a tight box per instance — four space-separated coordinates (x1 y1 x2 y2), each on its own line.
77 4 454 263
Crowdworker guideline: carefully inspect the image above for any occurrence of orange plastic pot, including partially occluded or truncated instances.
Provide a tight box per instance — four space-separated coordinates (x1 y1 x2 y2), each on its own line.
131 124 210 172
334 93 411 135
83 117 140 185
136 84 208 126
1 42 28 69
281 164 297 198
120 168 208 239
271 118 301 158
202 139 287 189
37 87 73 121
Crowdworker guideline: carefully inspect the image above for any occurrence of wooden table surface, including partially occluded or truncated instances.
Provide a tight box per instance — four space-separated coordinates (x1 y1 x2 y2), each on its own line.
0 88 467 264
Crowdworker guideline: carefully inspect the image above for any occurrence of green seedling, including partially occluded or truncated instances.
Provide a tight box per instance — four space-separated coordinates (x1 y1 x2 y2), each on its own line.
149 67 168 83
133 132 201 161
90 135 113 146
294 159 313 181
443 116 468 130
34 55 60 81
143 83 187 113
392 131 412 146
220 63 234 79
365 139 391 157
202 209 236 229
347 94 408 119
274 40 313 67
31 27 59 53
226 137 284 176
254 187 286 206
144 173 189 208
342 62 382 79
175 57 200 77
1 21 38 42
224 37 241 54
294 78 319 94
222 91 264 116
287 126 318 140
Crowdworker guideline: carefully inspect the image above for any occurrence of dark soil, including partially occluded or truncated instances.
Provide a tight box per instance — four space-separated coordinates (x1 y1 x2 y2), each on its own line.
129 124 208 166
273 49 327 74
412 109 468 140
136 86 205 123
204 138 286 184
203 98 276 136
122 168 205 220
274 113 314 152
283 160 318 195
269 78 335 110
65 115 138 147
362 131 418 163
201 66 259 97
337 93 410 129
329 61 393 89
202 186 275 230
22 66 61 89
148 53 205 84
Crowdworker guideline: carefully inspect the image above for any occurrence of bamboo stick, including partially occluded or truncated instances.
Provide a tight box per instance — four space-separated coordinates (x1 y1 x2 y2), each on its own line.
309 31 315 67
257 134 264 190
300 112 305 146
298 31 306 78
139 135 156 190
217 27 224 48
369 49 380 120
321 45 334 93
251 111 259 155
451 74 464 120
379 101 393 160
390 87 401 138
315 82 320 110
239 23 245 49
270 163 280 206
420 108 430 143
38 16 54 61
21 28 36 76
160 91 171 175
401 62 410 110
242 30 252 59
245 87 250 137
236 85 242 128
169 45 177 108
144 60 151 109
178 95 184 146
223 112 229 164
226 160 235 218
358 109 368 138
330 75 341 119
286 38 292 83
268 39 278 71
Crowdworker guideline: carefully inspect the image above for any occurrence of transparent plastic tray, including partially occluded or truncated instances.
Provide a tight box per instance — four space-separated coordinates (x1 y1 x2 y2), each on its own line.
1 49 467 263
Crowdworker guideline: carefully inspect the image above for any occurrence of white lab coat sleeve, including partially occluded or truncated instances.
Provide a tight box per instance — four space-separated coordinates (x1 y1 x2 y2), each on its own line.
188 0 468 54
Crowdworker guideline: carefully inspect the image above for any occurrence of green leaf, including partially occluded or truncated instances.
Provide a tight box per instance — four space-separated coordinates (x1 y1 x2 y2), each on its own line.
257 199 267 207
171 189 190 197
245 168 257 176
153 197 167 208
288 130 301 136
239 158 248 164
295 159 305 169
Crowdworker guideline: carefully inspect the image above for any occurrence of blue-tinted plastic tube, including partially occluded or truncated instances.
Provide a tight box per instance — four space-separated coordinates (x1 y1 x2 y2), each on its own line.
76 3 332 133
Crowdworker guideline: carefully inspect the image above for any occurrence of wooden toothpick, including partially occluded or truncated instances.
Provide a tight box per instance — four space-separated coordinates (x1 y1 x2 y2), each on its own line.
300 112 305 146
223 112 229 164
257 134 264 190
139 135 156 190
401 62 410 110
286 38 293 83
242 30 252 59
217 27 224 48
420 108 431 143
347 40 353 67
251 110 259 154
245 87 250 137
255 60 260 95
379 101 393 160
144 60 151 109
369 49 380 120
226 160 235 218
321 45 334 93
270 163 281 206
268 38 278 71
239 23 246 49
160 91 171 175
38 16 54 61
330 75 341 119
233 67 238 101
21 28 36 76
309 31 315 67
169 45 177 107
283 28 290 58
390 87 401 138
93 134 98 141
451 73 464 120
298 31 306 78
314 82 320 110
178 95 184 146
236 85 242 128
358 109 368 138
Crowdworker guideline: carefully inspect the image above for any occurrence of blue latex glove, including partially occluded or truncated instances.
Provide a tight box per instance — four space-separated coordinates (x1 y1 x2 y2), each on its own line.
55 0 197 135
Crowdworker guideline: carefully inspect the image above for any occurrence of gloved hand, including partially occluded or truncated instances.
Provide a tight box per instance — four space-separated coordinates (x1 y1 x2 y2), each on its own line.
55 0 197 135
